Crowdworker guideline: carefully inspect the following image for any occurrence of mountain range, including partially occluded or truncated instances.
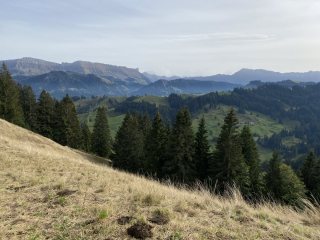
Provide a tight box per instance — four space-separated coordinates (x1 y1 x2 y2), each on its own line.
133 79 240 96
3 57 320 98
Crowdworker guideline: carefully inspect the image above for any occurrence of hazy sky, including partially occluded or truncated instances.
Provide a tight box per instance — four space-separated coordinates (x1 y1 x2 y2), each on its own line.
1 0 320 76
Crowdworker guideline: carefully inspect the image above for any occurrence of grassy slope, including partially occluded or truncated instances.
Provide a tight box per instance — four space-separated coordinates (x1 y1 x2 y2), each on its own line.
192 106 289 162
1 119 320 239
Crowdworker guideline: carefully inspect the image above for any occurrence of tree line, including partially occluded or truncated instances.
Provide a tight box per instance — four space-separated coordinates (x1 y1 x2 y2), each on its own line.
115 83 320 164
110 108 320 206
1 64 319 206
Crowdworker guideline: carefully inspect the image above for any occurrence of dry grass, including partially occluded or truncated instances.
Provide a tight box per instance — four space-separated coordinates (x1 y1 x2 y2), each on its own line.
0 119 319 240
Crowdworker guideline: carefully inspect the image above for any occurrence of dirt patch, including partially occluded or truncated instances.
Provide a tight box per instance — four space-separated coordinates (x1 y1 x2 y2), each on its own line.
127 222 153 239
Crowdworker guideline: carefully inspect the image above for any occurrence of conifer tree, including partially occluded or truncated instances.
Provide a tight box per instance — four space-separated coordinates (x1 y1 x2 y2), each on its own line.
194 116 211 181
52 100 67 145
36 90 55 139
59 95 82 148
144 112 169 177
112 113 145 172
266 152 306 206
265 152 282 198
163 107 195 183
81 122 91 152
20 86 37 130
312 160 320 200
301 152 320 200
208 109 249 193
240 125 262 195
301 152 316 193
0 63 24 126
91 107 112 157
138 113 152 137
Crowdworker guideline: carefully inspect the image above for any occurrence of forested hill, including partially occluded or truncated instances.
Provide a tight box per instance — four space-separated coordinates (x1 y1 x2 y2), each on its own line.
114 82 320 164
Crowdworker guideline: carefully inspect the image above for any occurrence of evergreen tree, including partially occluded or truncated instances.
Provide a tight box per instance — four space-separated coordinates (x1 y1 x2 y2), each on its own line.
20 86 37 130
265 152 282 199
208 109 249 193
112 113 145 172
194 116 211 181
59 95 82 148
266 152 306 206
144 112 169 177
163 107 195 183
0 63 24 126
138 113 152 137
301 152 320 201
81 122 91 152
36 90 55 139
301 152 316 193
240 125 263 196
91 107 112 157
311 160 320 201
52 100 67 145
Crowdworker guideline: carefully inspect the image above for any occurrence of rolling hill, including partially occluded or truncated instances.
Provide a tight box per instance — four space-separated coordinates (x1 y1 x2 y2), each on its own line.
3 57 149 84
1 118 319 239
16 71 144 98
133 79 240 96
185 69 320 84
2 57 151 98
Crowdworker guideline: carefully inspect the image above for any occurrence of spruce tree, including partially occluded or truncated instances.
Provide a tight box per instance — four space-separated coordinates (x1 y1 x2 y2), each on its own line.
59 95 82 148
81 122 91 152
112 113 145 172
266 152 306 206
265 152 282 199
301 152 316 194
52 100 67 145
194 116 211 181
144 112 169 177
0 63 24 126
311 159 320 201
208 109 249 193
163 107 195 183
91 107 112 157
240 125 262 196
36 90 55 139
20 86 37 130
301 152 320 201
138 113 152 137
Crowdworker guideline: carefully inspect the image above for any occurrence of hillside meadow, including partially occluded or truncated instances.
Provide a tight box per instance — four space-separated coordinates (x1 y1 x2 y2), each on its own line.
0 119 320 239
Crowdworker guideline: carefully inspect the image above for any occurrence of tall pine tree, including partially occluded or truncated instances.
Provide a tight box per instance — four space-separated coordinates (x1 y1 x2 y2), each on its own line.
194 116 211 181
91 107 112 157
240 125 262 196
301 152 316 194
144 112 169 177
112 113 145 172
301 152 320 201
59 95 81 148
208 109 249 193
81 122 91 152
0 63 24 126
36 90 55 139
20 86 37 131
163 107 195 183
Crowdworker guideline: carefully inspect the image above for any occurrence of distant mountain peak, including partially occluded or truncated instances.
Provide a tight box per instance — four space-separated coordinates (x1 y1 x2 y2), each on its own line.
2 57 149 84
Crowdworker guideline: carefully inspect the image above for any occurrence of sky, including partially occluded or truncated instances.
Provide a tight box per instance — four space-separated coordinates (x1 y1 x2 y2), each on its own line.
1 0 320 76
